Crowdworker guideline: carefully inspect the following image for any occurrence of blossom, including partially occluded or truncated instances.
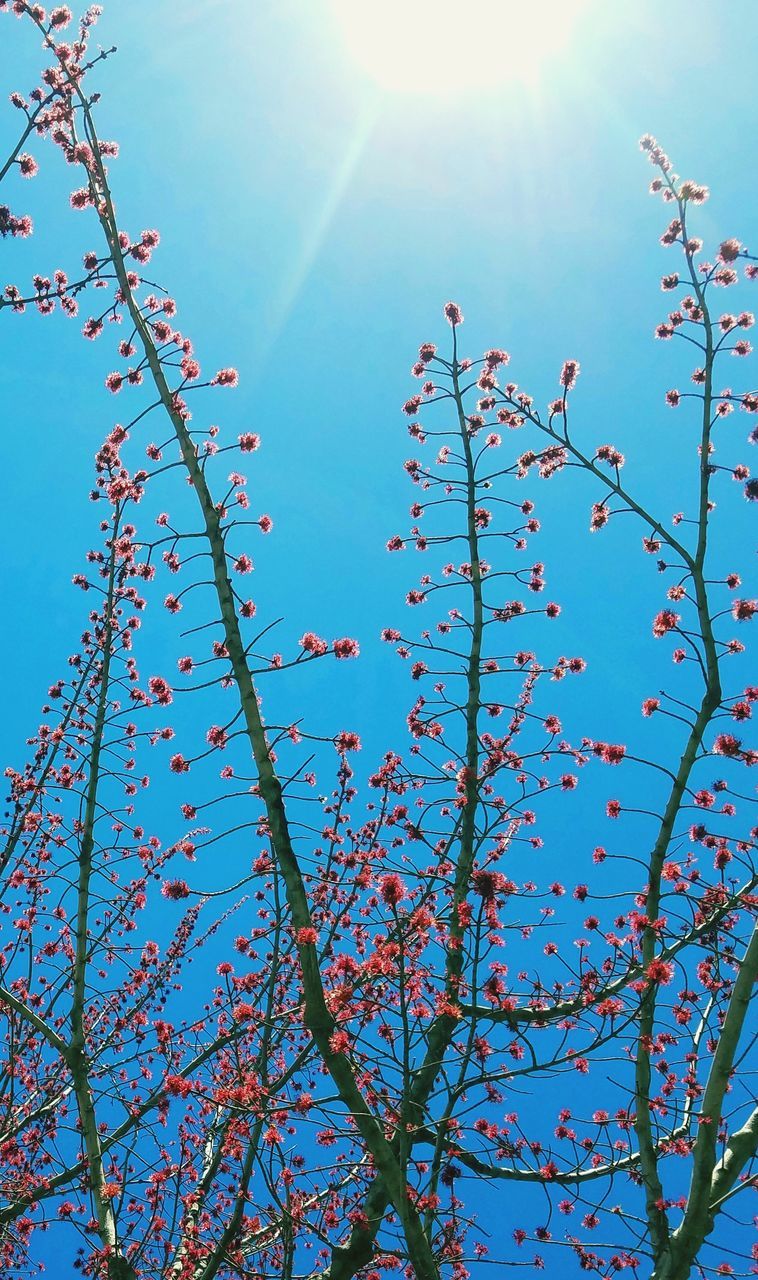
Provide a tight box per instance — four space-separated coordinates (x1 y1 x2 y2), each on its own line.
329 1029 351 1054
443 301 463 326
333 637 359 659
590 503 609 532
380 874 406 907
170 753 189 773
148 675 173 706
212 367 239 387
300 631 328 656
732 598 756 621
18 152 38 178
652 609 680 637
50 6 73 28
162 879 190 900
559 359 580 390
647 958 674 984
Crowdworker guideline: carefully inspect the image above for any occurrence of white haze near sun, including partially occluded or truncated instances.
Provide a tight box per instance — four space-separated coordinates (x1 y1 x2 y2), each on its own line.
330 0 590 94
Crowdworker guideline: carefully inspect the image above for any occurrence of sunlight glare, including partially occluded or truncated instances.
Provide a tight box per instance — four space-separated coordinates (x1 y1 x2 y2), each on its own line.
330 0 589 94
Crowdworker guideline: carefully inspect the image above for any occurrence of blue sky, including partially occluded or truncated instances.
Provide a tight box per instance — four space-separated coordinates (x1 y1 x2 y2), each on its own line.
1 2 757 1276
3 0 757 766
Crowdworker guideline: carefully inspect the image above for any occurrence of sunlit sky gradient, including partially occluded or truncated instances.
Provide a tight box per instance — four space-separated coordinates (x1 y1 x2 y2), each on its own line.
1 2 757 1275
3 0 756 764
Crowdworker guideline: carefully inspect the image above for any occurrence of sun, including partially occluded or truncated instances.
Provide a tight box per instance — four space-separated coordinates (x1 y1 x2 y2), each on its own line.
330 0 589 94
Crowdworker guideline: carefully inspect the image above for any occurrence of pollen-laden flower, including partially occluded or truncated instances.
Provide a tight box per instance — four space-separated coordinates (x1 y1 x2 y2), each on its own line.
646 958 674 985
162 879 190 901
380 873 406 908
559 359 580 391
300 631 328 656
732 598 757 622
652 608 680 637
333 637 359 659
443 300 463 326
148 675 173 706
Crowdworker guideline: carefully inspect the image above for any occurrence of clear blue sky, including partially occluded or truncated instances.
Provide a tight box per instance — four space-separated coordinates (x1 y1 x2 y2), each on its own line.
2 0 757 767
1 3 756 1276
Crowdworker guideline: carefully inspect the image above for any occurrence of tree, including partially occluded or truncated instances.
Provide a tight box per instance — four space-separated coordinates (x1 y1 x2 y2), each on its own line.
0 5 755 1280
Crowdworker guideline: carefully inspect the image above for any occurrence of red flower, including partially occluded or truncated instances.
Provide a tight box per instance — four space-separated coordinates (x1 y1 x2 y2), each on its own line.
300 632 328 656
148 675 173 706
652 608 680 637
333 637 359 659
732 598 757 621
443 301 463 326
161 879 190 900
559 359 580 390
647 958 674 984
380 874 406 907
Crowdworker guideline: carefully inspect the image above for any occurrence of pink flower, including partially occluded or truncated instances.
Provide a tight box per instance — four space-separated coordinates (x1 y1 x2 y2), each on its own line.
206 725 228 750
329 1029 351 1054
239 432 260 451
148 676 173 706
170 753 189 773
732 598 756 621
50 6 73 28
162 879 190 900
652 609 680 637
295 926 318 945
213 367 239 387
380 874 406 907
300 631 328 656
443 301 463 326
559 359 580 391
647 958 674 984
333 637 359 659
713 733 741 758
18 153 38 178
